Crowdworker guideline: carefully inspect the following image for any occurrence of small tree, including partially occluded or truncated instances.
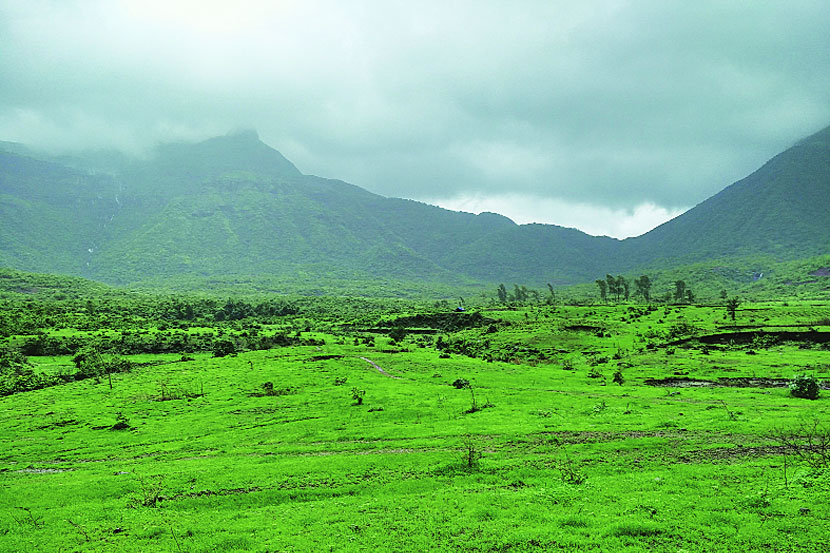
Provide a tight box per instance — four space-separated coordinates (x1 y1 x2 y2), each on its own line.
546 283 556 306
606 274 619 302
673 280 687 304
620 277 630 302
351 387 366 405
72 347 105 380
496 284 508 303
461 435 482 470
725 297 740 322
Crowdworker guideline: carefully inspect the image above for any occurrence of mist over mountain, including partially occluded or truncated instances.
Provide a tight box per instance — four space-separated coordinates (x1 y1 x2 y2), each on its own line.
0 125 828 289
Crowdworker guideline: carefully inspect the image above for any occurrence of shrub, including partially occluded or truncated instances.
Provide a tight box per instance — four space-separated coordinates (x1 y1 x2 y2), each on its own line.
461 435 482 470
212 339 237 357
131 475 166 508
111 411 131 431
771 419 830 470
351 387 365 405
790 374 820 400
252 382 296 397
388 326 407 343
452 378 471 389
555 456 586 484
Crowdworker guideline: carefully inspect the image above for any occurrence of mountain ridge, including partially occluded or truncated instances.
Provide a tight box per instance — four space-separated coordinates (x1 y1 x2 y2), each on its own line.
1 124 828 288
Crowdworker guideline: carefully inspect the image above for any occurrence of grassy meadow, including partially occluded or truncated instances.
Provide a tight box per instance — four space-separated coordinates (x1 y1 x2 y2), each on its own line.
2 297 830 552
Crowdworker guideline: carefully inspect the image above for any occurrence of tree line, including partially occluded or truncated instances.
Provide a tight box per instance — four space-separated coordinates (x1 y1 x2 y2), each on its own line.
595 275 697 305
495 283 556 305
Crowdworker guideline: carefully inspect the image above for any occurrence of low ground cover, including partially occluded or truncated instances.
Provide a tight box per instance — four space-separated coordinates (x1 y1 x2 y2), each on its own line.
1 299 829 551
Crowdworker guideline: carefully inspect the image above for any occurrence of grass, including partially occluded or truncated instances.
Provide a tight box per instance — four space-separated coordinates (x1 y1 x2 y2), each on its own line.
1 299 830 551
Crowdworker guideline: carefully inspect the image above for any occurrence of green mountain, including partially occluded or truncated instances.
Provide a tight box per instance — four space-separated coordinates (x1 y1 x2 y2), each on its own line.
0 125 827 289
622 124 830 268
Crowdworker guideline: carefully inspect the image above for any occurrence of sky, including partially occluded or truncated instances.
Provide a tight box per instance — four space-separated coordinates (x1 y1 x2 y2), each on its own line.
1 1 828 238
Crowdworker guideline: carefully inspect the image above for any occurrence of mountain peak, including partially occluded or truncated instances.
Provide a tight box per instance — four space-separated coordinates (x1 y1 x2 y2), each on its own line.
150 130 301 179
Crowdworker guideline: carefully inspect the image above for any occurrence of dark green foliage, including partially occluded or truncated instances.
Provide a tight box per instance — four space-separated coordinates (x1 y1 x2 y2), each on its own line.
634 275 652 301
789 374 820 399
351 387 366 405
388 326 407 343
726 297 741 321
1 344 135 395
452 378 471 389
595 279 607 302
0 347 47 396
212 339 237 358
380 312 493 333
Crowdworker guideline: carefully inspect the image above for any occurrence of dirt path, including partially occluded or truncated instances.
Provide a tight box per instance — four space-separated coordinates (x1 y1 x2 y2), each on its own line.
359 357 401 379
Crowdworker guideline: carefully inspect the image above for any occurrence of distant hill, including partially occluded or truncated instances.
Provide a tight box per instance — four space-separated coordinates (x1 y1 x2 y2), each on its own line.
0 126 828 290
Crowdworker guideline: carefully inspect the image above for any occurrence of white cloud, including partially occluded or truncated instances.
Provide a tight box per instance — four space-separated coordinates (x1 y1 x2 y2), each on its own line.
424 193 687 239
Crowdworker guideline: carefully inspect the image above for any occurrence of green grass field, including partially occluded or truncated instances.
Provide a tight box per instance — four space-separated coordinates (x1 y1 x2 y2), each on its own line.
2 299 830 551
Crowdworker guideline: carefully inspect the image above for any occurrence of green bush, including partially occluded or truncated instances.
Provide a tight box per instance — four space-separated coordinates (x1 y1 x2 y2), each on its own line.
212 339 237 357
790 374 820 400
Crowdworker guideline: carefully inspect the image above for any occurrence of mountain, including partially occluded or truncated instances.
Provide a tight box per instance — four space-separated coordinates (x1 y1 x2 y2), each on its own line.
621 124 830 268
0 125 828 290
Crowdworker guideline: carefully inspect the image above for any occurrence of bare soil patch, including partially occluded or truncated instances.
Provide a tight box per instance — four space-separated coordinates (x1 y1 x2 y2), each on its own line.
644 376 830 389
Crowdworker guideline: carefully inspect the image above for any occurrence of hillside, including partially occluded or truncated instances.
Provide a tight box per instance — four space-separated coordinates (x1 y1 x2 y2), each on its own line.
623 124 830 267
0 125 828 289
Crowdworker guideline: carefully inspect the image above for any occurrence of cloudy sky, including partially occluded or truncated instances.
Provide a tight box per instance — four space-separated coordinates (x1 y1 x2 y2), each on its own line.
1 1 828 238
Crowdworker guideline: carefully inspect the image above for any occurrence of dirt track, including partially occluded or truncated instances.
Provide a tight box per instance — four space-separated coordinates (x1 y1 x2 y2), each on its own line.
359 357 401 379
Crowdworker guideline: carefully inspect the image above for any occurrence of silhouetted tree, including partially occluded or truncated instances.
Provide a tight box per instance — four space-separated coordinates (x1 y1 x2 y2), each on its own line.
546 283 556 306
606 274 619 302
726 297 740 322
634 275 651 302
512 284 529 303
596 279 607 302
496 284 507 303
674 280 687 303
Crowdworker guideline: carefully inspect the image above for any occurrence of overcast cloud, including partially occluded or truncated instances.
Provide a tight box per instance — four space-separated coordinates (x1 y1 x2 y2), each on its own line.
1 1 828 237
